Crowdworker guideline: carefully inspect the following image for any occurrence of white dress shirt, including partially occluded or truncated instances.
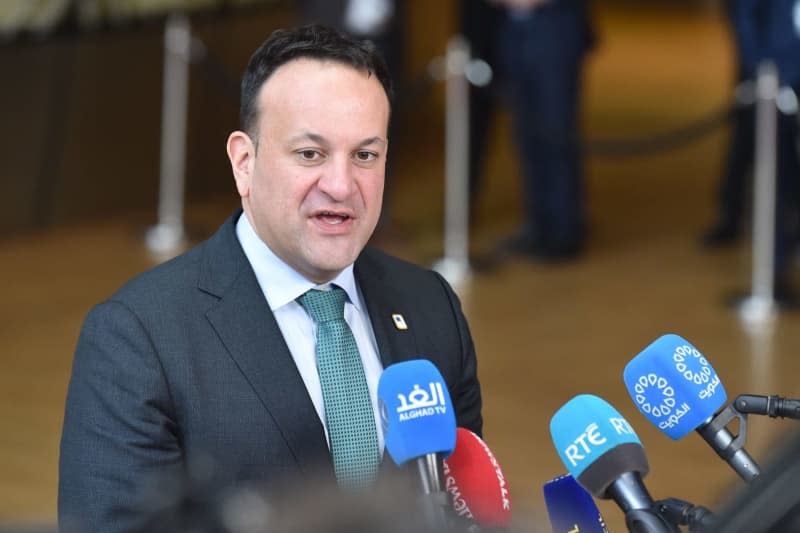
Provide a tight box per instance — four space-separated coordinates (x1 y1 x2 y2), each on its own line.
236 214 385 452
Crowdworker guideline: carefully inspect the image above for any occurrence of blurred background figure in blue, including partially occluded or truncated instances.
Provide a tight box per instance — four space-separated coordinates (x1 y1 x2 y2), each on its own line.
459 0 503 227
703 0 800 303
701 0 757 249
491 0 595 263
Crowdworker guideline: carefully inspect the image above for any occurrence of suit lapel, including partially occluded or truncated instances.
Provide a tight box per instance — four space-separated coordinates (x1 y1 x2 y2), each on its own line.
200 212 333 479
355 250 420 368
355 249 425 474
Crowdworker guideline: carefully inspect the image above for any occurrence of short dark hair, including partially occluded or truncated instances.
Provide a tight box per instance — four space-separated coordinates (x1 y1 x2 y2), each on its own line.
239 24 394 139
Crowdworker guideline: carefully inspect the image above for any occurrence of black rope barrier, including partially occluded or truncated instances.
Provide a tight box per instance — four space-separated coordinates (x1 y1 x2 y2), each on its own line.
585 105 735 158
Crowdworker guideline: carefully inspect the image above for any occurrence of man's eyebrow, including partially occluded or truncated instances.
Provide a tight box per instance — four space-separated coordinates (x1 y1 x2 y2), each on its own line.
287 133 387 148
288 132 328 146
358 136 387 147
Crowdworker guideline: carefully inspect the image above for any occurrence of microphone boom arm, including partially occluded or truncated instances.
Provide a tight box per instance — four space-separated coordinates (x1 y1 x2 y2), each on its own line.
654 497 715 533
695 405 760 482
734 394 800 420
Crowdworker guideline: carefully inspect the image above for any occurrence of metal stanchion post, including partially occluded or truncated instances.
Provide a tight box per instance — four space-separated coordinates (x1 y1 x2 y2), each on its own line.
433 35 472 286
146 12 191 257
739 61 779 326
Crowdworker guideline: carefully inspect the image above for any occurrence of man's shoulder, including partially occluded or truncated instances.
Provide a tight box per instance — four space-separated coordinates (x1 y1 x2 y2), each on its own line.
110 212 242 307
355 247 459 305
113 244 204 301
356 247 442 282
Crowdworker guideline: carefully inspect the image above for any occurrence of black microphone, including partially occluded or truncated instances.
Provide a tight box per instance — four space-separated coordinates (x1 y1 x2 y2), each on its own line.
550 394 679 533
733 395 800 420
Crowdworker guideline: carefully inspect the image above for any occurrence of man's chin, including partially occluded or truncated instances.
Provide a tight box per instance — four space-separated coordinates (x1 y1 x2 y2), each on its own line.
302 253 359 281
300 234 370 272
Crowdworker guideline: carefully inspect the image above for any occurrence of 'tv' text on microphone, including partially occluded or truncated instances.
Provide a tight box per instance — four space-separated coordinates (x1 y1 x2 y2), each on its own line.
550 394 678 533
624 334 760 482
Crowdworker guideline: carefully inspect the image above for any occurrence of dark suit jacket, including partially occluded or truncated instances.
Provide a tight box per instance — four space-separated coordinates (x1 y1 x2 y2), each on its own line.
58 210 482 533
731 0 800 87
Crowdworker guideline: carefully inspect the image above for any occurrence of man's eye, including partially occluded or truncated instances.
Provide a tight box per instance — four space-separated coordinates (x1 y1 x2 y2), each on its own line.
297 149 322 161
355 151 377 162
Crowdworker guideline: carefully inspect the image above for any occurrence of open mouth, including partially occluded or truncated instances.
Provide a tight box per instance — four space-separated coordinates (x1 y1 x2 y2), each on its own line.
316 211 351 225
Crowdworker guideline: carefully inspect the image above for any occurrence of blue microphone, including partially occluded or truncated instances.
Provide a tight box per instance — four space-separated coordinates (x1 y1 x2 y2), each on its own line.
378 359 456 467
550 394 677 533
624 334 760 481
378 359 456 528
543 474 608 533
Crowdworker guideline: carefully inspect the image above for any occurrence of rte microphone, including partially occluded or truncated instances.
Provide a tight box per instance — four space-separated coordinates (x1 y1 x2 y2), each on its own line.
550 394 678 533
378 359 457 529
623 334 760 482
543 474 608 533
443 427 512 531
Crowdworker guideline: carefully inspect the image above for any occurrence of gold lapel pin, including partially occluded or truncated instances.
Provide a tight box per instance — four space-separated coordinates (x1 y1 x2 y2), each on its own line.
391 313 408 330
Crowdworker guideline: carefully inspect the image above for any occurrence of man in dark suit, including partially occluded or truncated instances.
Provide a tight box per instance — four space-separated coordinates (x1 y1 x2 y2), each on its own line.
704 0 800 304
58 25 482 533
493 0 595 262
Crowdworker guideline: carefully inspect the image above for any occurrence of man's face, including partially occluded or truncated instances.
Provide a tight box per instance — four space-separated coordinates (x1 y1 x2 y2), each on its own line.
228 58 389 283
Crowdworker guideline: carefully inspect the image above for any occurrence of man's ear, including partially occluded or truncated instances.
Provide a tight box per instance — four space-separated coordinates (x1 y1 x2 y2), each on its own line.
227 130 256 198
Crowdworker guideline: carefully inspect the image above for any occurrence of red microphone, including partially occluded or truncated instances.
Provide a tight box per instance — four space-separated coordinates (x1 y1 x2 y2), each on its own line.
443 427 512 529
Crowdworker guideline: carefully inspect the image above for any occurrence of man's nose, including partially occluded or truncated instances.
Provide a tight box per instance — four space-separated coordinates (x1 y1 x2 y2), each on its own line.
317 156 355 200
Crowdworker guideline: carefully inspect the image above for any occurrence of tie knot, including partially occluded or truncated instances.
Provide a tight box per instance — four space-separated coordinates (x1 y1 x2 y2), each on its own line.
297 287 347 323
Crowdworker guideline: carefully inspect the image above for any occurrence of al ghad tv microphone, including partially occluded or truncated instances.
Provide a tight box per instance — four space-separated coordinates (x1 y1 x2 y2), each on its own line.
624 334 760 482
378 359 456 530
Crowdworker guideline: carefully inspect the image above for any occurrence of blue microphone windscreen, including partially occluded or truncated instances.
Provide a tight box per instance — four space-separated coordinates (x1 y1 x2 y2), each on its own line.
550 394 643 480
378 359 456 465
543 474 609 533
623 333 727 440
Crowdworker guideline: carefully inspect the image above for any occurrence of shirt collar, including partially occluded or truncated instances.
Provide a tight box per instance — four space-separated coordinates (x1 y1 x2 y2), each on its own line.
235 212 361 311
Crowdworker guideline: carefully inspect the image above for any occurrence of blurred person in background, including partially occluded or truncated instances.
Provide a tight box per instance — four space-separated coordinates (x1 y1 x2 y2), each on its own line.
701 0 757 249
58 24 482 533
703 0 800 303
492 0 595 263
460 0 503 225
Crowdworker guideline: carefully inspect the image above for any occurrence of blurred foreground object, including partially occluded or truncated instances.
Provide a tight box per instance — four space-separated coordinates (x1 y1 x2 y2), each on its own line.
708 430 800 533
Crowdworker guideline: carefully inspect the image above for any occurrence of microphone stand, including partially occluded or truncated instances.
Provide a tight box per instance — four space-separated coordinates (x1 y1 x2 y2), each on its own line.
605 472 680 533
696 394 800 485
416 454 451 531
654 498 715 533
695 405 760 482
734 394 800 420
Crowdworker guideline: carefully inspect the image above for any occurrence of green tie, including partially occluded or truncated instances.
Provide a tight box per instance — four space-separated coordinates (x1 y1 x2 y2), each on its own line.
297 286 380 490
